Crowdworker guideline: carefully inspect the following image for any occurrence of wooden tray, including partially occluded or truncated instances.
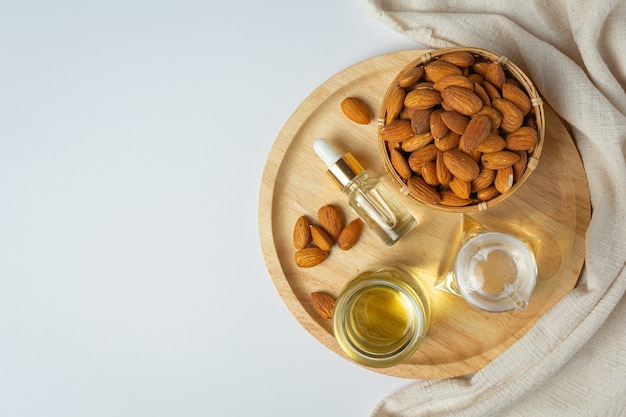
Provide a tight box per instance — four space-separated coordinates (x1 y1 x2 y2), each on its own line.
258 50 590 379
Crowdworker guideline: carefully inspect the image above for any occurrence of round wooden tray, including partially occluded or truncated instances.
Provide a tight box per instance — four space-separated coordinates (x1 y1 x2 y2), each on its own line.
258 50 590 379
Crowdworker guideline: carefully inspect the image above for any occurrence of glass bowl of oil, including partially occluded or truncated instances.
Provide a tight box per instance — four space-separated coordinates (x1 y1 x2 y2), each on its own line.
332 265 430 368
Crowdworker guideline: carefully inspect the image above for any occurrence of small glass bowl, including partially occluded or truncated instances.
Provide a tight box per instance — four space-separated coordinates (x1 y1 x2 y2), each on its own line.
454 232 537 312
332 265 430 368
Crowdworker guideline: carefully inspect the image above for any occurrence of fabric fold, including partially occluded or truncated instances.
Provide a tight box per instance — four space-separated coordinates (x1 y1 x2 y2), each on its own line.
364 0 626 415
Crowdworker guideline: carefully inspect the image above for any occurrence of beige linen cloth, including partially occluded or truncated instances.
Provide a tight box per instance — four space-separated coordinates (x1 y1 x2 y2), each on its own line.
365 0 626 416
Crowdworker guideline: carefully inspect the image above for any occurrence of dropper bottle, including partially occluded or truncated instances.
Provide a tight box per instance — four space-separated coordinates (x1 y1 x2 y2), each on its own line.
314 138 416 247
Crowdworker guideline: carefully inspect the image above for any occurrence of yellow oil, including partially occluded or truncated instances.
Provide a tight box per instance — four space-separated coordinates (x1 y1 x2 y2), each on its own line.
346 285 415 355
332 265 431 368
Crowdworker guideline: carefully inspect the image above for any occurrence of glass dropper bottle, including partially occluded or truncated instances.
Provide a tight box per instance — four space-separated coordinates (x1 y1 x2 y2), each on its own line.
313 138 416 247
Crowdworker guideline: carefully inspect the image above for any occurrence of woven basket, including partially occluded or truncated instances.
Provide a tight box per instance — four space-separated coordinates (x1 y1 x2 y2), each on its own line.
378 47 545 212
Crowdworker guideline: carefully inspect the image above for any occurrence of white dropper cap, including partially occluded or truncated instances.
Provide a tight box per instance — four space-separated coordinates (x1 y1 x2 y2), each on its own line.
314 138 342 168
313 138 364 190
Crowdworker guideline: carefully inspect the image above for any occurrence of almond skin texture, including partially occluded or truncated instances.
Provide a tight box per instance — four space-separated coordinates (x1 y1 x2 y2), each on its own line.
311 292 336 319
471 167 496 192
440 111 470 135
401 131 433 152
459 115 491 152
441 86 483 116
341 97 370 124
433 74 473 92
477 185 500 201
438 51 475 67
449 176 472 199
422 161 440 186
385 86 406 124
338 218 363 250
481 150 521 170
430 109 449 139
381 119 415 143
404 89 442 110
408 176 441 204
310 225 333 252
476 133 507 153
485 62 505 89
294 247 328 268
408 144 438 171
439 189 472 206
436 150 453 185
293 216 311 249
443 150 480 181
492 98 524 133
513 150 528 181
318 204 344 240
424 60 463 82
502 83 532 115
411 108 434 134
398 66 425 87
390 148 412 181
505 126 538 151
495 166 514 194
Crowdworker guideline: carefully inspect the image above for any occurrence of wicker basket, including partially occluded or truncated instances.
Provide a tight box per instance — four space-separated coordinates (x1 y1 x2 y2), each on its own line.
378 47 545 212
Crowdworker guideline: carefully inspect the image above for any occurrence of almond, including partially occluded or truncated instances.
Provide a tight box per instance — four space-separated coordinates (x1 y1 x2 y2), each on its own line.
471 168 496 192
494 166 514 194
439 189 472 206
443 149 480 181
422 161 440 186
311 292 336 319
430 109 449 139
410 108 434 134
492 98 524 133
482 81 502 101
408 144 438 171
436 150 453 185
433 74 473 92
401 131 433 152
340 97 370 124
407 176 441 204
295 247 328 268
381 119 414 143
390 148 412 181
438 51 475 67
424 60 463 82
481 150 521 169
449 176 471 199
459 115 491 152
475 106 502 131
513 150 528 181
318 204 344 240
505 126 538 151
293 215 311 249
473 82 491 107
434 131 461 152
338 218 363 250
404 89 442 110
485 62 505 89
398 66 425 88
472 61 490 77
440 111 470 134
441 86 483 116
310 225 333 252
477 185 500 201
502 83 532 115
468 73 484 83
385 85 406 124
476 133 507 153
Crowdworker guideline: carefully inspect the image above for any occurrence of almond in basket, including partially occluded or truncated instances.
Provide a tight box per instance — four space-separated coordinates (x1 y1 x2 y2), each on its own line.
378 47 544 211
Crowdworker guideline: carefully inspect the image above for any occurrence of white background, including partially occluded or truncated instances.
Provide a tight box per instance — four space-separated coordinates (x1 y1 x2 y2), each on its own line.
0 1 427 416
